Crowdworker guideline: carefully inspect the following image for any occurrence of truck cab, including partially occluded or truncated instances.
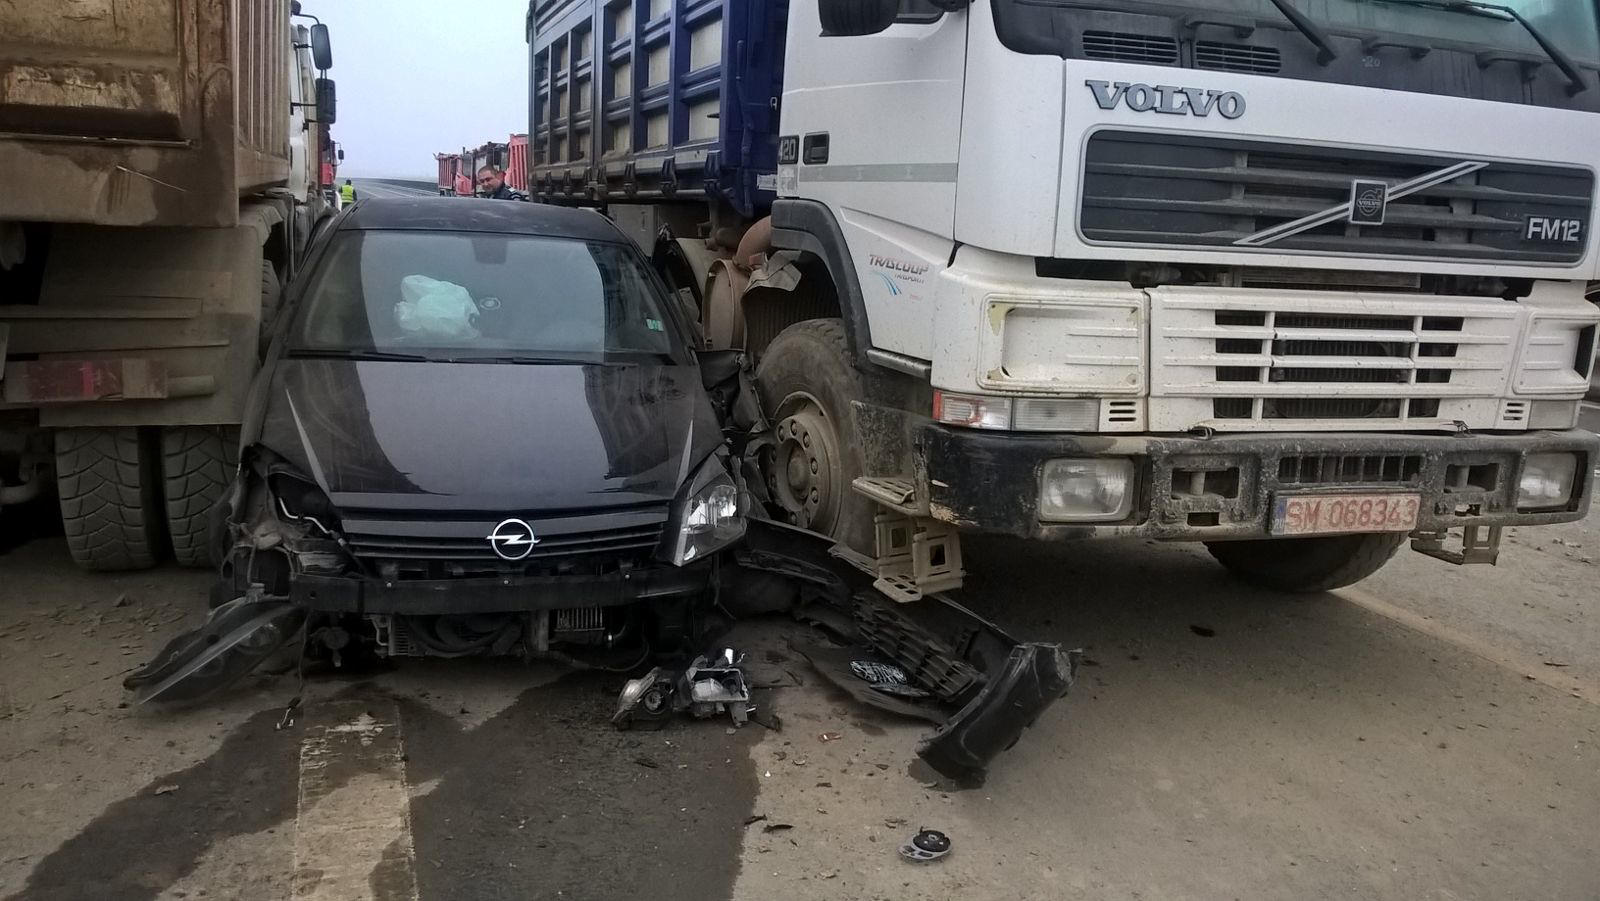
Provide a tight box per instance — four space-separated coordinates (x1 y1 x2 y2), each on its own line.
526 0 1599 592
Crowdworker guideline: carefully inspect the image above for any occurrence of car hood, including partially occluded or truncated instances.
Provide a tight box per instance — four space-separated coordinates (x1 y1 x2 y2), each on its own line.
255 359 722 514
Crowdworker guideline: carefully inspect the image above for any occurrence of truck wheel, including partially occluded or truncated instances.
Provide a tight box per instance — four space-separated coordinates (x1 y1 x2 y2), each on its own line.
755 319 875 551
1204 533 1407 593
258 260 281 357
54 428 166 571
162 426 239 569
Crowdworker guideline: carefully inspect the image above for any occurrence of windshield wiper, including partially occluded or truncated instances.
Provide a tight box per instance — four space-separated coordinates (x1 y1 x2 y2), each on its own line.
447 354 586 365
1372 0 1589 94
286 348 433 362
1266 0 1340 65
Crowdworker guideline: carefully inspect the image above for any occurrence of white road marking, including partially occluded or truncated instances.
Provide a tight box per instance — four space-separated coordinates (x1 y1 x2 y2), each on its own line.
1340 586 1597 706
293 699 419 901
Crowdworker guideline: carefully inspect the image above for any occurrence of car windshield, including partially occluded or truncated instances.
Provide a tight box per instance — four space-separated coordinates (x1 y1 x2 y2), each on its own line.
289 230 687 364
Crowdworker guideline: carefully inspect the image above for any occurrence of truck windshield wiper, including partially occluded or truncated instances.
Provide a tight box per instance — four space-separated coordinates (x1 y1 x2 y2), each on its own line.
1368 0 1589 94
1265 0 1340 65
286 348 433 362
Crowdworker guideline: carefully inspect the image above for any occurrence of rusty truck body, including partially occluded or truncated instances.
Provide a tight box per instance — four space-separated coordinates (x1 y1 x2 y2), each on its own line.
0 0 336 569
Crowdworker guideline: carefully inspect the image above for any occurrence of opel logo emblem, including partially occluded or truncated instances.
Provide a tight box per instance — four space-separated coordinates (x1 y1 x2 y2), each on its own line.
488 518 539 560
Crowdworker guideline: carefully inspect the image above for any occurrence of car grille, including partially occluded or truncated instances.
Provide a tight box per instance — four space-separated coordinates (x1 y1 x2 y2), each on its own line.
1148 287 1521 431
339 510 668 572
1081 131 1593 264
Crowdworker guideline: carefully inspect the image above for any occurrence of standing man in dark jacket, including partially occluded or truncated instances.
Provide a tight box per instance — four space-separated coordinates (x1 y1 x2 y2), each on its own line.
476 166 526 201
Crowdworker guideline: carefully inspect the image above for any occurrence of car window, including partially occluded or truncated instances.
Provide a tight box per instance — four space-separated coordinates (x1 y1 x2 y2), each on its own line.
289 230 686 362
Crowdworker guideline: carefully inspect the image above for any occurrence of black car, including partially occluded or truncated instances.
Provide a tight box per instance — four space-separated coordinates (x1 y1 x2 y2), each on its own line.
204 197 744 666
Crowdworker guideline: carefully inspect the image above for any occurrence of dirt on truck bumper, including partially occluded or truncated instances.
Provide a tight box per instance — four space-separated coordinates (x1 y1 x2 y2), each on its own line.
919 425 1598 541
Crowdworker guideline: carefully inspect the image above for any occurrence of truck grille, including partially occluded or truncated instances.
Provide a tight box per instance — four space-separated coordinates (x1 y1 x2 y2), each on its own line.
1148 288 1521 431
1081 131 1593 264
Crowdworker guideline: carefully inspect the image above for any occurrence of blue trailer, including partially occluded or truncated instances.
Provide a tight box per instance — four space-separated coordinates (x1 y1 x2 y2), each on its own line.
526 0 786 220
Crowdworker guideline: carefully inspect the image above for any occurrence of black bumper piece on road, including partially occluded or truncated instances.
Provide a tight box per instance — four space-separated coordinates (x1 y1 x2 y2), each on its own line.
920 425 1598 541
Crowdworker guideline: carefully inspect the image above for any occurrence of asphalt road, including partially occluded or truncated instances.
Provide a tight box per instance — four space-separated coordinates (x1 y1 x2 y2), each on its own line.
2 490 1597 900
348 178 438 199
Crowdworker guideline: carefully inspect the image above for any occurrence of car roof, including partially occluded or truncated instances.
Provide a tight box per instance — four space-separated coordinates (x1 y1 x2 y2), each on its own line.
337 196 626 243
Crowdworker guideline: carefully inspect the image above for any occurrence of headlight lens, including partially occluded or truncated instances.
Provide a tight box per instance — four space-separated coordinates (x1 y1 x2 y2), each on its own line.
1517 453 1578 511
660 455 746 566
1039 458 1135 522
935 391 1100 432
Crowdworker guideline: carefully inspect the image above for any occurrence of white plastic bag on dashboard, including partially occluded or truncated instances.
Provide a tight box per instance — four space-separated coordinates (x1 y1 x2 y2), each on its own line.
394 275 480 341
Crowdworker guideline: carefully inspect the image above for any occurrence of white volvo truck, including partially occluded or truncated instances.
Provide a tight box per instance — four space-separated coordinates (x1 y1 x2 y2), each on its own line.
530 0 1599 594
0 0 337 570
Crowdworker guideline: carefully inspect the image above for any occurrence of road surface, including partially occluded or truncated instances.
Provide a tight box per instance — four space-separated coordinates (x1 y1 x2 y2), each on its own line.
2 493 1596 899
348 178 437 199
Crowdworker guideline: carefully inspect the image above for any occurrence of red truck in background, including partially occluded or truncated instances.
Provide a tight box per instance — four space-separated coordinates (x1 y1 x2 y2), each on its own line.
433 135 528 196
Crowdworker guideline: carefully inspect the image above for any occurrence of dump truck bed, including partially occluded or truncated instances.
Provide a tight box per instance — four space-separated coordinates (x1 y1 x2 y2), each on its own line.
0 0 294 227
527 0 785 217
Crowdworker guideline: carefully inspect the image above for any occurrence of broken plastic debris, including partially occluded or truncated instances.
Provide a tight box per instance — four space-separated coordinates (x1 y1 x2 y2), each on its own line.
898 829 952 863
612 651 752 729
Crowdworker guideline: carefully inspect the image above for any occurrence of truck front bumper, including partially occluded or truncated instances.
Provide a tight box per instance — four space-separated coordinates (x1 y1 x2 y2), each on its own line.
919 426 1597 541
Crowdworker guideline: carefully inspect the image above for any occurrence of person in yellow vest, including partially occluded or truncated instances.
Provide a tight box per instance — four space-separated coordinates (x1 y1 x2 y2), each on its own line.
339 178 357 206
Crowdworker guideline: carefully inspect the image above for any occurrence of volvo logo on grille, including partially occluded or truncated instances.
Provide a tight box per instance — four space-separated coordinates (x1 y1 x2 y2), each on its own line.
1348 179 1389 226
1086 80 1245 119
488 518 539 560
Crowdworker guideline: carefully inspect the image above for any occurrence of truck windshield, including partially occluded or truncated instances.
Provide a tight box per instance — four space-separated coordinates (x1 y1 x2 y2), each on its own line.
1337 0 1599 61
992 0 1600 69
289 231 687 364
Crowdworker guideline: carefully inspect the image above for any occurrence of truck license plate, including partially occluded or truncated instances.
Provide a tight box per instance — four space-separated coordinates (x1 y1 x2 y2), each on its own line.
1271 493 1420 536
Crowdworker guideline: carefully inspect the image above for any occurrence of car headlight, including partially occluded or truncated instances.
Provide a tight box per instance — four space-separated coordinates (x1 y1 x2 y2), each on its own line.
659 455 746 566
1517 453 1579 512
1039 458 1135 522
268 472 341 535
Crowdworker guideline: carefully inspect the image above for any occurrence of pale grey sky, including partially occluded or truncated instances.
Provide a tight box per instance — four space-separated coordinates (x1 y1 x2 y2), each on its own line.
313 0 531 178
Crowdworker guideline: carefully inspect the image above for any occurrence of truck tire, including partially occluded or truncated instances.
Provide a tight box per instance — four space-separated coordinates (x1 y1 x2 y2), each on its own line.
755 318 875 551
258 260 281 357
1204 533 1407 593
54 428 166 571
162 426 238 569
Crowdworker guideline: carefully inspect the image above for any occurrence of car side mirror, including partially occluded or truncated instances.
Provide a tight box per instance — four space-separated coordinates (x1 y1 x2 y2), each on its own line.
818 0 899 36
336 148 345 162
310 24 333 71
315 78 336 125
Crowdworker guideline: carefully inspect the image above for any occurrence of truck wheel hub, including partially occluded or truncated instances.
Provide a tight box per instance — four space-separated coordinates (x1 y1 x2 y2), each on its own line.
769 406 838 530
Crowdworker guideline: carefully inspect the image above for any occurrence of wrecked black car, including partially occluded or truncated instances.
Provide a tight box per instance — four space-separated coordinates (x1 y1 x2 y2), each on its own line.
128 197 1075 781
134 198 745 690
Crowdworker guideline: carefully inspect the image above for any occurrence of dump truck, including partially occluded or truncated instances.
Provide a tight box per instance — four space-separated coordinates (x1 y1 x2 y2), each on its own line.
0 0 337 570
526 0 1600 597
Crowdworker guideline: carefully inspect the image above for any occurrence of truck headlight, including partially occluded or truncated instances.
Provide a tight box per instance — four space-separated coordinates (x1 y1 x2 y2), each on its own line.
1517 453 1578 511
1039 458 1135 522
660 455 746 566
935 391 1099 432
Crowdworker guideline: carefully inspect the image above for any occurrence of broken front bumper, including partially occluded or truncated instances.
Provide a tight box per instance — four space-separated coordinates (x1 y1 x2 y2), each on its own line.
287 565 712 615
919 425 1598 540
